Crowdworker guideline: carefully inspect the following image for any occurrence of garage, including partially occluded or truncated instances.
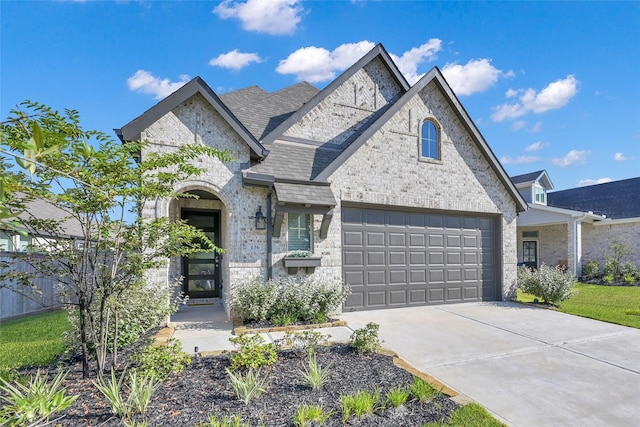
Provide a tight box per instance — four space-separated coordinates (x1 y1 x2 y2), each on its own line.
342 205 499 311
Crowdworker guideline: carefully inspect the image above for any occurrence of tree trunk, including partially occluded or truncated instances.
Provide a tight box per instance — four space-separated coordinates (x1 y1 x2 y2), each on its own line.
78 302 90 379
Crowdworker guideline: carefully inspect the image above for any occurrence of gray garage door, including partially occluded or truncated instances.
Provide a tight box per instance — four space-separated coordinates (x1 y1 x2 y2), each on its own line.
342 206 498 311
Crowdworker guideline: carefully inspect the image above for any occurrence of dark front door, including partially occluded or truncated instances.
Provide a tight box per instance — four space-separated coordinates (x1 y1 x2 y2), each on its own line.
522 241 538 269
182 209 221 298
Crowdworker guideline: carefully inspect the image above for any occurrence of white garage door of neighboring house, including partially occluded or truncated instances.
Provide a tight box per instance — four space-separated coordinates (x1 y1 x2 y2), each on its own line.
342 205 499 311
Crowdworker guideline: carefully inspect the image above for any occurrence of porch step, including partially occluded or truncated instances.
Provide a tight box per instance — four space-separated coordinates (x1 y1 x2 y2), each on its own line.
186 298 221 306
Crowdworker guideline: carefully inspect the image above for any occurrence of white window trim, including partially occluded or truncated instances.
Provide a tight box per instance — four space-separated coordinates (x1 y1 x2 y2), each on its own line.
418 118 442 163
286 213 313 252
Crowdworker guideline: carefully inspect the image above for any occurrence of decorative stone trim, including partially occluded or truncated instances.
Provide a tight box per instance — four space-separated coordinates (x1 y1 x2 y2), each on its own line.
233 318 347 335
282 256 322 274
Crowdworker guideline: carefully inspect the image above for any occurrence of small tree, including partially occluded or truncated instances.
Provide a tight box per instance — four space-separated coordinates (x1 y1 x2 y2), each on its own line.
603 239 632 280
0 101 232 377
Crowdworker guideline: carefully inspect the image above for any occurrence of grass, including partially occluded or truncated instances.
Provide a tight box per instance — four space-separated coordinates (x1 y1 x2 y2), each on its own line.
423 402 506 426
0 310 70 372
518 282 640 329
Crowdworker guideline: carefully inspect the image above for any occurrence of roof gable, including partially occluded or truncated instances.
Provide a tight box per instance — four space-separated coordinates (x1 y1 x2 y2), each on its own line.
547 177 640 219
314 66 527 212
261 43 410 145
116 77 267 159
511 170 553 190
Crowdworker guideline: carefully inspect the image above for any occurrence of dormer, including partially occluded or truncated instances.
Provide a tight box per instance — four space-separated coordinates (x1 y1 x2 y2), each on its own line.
510 170 554 206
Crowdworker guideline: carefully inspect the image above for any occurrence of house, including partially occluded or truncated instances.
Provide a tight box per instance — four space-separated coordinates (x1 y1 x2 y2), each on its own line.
511 170 640 276
116 44 527 314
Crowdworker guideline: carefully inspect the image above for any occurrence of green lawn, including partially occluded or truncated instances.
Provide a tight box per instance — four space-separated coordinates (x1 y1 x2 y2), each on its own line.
0 310 71 372
518 283 640 329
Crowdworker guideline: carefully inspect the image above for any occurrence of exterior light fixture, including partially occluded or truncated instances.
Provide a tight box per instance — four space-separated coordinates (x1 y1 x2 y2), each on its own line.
255 206 267 230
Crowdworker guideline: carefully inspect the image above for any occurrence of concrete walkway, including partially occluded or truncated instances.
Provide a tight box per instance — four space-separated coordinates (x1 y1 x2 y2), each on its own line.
339 302 640 427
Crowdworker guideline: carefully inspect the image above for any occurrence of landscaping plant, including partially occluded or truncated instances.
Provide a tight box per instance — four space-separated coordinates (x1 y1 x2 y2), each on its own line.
0 370 78 426
517 264 575 304
198 414 250 427
276 329 331 357
228 334 278 370
0 101 232 377
341 389 382 421
131 338 192 380
297 353 333 390
293 404 332 427
93 368 160 420
603 240 632 280
349 322 382 355
410 377 442 403
225 367 270 404
385 385 411 408
581 261 600 280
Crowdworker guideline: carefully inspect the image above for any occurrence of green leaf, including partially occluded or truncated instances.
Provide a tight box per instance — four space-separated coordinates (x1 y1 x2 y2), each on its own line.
31 122 44 150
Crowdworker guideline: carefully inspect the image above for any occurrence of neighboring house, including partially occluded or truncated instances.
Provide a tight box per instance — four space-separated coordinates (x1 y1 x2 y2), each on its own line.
511 170 640 276
0 198 84 320
117 44 527 314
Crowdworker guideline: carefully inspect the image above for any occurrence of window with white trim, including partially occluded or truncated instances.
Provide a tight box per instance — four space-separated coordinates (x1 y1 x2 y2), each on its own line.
420 120 440 160
534 184 546 205
0 232 13 251
287 213 311 251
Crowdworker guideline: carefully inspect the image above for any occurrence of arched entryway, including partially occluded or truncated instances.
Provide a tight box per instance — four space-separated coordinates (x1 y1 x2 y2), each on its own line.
168 187 229 303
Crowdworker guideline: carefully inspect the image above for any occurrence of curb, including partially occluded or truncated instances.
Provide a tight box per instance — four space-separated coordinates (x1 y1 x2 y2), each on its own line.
233 319 348 335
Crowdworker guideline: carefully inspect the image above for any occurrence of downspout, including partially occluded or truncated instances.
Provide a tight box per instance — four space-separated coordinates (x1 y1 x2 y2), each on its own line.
572 213 589 277
266 187 273 280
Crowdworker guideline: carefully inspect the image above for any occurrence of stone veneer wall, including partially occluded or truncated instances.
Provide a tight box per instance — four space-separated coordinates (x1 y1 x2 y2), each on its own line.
582 221 640 268
323 79 519 300
516 224 568 268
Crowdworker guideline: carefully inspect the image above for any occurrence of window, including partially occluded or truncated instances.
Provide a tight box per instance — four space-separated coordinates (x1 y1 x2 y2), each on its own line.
18 235 32 251
287 213 311 251
534 184 546 205
0 232 13 251
420 120 439 160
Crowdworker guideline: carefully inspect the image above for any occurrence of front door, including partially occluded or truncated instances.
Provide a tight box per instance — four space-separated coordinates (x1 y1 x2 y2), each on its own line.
182 209 221 298
522 240 538 269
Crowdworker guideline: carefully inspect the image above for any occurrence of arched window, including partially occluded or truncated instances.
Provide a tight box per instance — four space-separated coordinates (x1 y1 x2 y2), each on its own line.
421 120 439 160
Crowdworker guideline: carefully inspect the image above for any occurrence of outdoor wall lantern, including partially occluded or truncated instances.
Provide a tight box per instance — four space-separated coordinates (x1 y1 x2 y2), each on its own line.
255 206 267 230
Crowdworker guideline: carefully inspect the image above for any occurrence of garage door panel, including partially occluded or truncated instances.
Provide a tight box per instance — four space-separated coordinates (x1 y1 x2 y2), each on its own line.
389 270 407 284
344 231 364 246
367 232 385 246
344 251 364 267
342 206 497 311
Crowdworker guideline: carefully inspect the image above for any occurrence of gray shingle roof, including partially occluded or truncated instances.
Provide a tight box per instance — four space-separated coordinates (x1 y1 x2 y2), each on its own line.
511 170 546 185
547 177 640 219
274 182 336 207
249 141 342 181
220 82 319 140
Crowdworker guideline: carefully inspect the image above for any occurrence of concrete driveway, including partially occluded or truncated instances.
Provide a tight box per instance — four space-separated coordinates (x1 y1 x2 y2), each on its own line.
339 302 640 427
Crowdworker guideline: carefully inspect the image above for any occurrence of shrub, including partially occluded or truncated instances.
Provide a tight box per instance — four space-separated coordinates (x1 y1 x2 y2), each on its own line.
225 367 270 404
229 277 278 322
131 339 192 380
604 240 632 279
228 334 277 370
0 370 78 426
93 368 160 419
276 329 331 357
621 262 639 278
230 277 350 325
517 264 575 304
198 414 250 427
581 261 600 279
350 322 381 355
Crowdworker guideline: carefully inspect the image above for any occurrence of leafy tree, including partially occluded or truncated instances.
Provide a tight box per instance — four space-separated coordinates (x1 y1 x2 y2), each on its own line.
0 101 231 377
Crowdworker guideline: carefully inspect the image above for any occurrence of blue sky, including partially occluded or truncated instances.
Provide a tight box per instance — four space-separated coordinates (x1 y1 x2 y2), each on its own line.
2 0 639 191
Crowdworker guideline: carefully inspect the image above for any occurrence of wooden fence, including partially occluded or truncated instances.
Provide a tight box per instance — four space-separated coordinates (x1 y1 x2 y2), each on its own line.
0 253 65 321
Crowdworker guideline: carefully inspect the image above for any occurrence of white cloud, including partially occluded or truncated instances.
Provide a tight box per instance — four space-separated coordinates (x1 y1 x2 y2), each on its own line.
613 152 635 161
525 141 549 152
552 149 590 167
511 120 526 131
492 75 579 122
276 41 375 82
530 121 543 133
441 58 514 96
390 39 442 84
127 70 190 99
213 0 303 35
209 49 263 71
577 178 613 187
500 155 539 165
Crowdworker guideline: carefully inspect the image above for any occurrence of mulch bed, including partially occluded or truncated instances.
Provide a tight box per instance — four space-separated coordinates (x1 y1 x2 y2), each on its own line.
16 342 460 426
